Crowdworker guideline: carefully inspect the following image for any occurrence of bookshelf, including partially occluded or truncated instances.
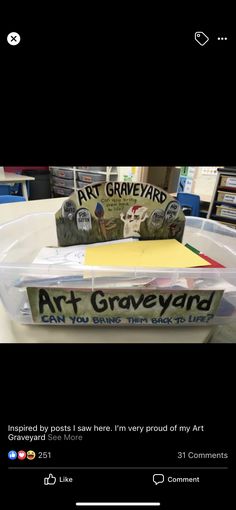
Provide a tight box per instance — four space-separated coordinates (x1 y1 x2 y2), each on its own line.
207 168 236 229
49 167 118 197
49 167 148 197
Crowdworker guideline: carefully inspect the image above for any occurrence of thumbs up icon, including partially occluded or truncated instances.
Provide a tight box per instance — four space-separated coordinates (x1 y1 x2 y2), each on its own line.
44 473 57 485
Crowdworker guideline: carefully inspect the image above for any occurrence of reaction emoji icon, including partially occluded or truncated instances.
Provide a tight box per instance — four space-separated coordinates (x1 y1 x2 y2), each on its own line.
27 450 36 460
8 450 17 460
18 450 27 460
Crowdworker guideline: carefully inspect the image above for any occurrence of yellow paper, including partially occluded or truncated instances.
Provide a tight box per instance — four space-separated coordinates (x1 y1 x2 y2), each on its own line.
85 239 210 268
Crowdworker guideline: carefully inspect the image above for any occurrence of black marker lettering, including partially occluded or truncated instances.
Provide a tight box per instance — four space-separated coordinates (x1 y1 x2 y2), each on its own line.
86 186 98 200
143 295 157 308
65 291 82 314
197 291 215 311
53 295 67 312
126 182 134 195
91 290 108 312
186 295 200 310
160 191 167 203
145 185 154 200
77 189 87 206
140 183 149 197
39 289 56 314
130 294 145 309
108 295 121 310
159 294 173 316
92 183 101 197
106 182 113 197
152 188 161 203
115 182 122 197
133 183 140 196
172 294 187 309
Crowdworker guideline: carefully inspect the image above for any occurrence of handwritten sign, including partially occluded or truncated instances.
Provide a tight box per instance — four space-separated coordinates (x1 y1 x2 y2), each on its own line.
27 287 223 326
55 182 185 246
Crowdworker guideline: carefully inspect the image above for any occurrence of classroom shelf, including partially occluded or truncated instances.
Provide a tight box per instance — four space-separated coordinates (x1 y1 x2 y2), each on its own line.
207 168 236 229
49 167 118 197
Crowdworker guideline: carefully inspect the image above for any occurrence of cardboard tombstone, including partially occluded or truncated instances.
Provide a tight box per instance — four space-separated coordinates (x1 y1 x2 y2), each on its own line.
55 182 185 246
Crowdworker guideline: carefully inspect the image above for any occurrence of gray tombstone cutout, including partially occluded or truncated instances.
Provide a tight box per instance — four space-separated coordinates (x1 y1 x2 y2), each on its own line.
151 209 165 228
62 200 76 220
164 201 180 224
76 208 92 231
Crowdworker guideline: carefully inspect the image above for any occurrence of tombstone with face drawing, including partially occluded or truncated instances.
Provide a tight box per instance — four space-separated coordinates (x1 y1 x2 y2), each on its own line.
164 201 184 240
165 201 181 224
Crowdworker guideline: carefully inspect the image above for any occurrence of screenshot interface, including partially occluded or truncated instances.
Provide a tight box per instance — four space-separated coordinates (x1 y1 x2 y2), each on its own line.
1 18 235 510
4 345 233 509
7 421 230 509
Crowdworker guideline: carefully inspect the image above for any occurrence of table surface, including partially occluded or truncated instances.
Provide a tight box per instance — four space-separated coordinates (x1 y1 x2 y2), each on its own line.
0 197 64 224
0 197 213 343
0 172 35 182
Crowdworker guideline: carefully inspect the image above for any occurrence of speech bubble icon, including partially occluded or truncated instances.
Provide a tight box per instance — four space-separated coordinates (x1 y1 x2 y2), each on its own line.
153 474 164 485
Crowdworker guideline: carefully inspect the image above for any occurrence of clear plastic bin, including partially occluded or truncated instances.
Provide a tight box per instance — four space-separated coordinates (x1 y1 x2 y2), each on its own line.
0 215 236 326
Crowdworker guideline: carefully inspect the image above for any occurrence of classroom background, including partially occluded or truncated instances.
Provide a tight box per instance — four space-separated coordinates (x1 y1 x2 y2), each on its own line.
0 166 236 343
1 166 236 230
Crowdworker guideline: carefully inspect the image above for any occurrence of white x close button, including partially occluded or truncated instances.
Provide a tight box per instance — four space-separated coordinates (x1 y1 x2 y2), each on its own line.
7 32 21 46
